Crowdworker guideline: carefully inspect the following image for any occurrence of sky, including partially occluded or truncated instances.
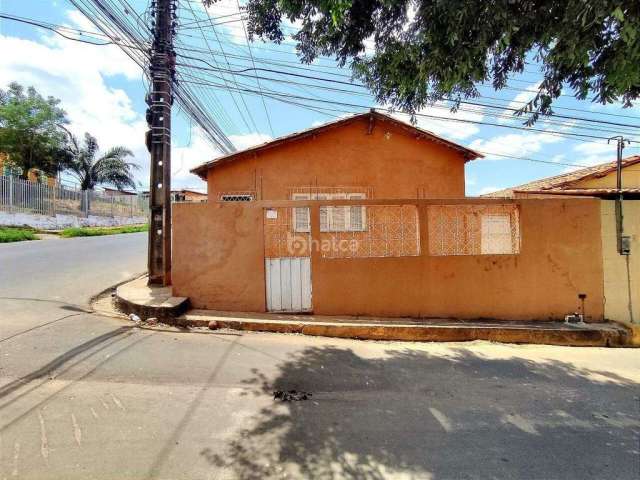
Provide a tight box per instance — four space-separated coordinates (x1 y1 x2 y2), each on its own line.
0 0 638 195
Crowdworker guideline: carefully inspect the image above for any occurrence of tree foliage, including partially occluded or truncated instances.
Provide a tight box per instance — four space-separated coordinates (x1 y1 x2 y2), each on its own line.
237 0 639 123
62 132 138 191
0 82 70 176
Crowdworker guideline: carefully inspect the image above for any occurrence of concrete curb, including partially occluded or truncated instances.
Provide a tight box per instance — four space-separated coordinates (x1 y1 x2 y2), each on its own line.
114 275 190 321
181 314 632 347
610 319 640 346
107 277 633 347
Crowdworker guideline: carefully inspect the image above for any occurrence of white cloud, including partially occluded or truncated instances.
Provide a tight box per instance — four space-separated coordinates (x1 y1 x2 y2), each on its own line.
496 83 540 124
310 113 353 128
229 132 272 149
171 129 272 185
562 141 616 172
573 141 616 156
0 10 277 192
465 174 477 186
389 102 484 140
171 128 217 184
468 131 564 160
0 13 149 186
506 83 540 110
202 0 248 44
478 186 501 195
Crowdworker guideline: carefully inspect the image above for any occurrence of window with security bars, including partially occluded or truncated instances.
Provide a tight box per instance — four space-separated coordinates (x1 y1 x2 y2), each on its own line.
292 192 366 232
428 204 520 256
221 194 254 202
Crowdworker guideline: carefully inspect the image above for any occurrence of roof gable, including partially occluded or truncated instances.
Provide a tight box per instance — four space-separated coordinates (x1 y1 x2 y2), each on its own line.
191 111 482 178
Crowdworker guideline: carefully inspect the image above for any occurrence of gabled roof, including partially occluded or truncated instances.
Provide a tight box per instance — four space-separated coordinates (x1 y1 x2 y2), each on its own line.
485 155 640 198
191 110 483 178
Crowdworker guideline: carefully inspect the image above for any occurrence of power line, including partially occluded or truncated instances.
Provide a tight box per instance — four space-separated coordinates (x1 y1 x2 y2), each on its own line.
235 0 274 136
6 11 636 123
65 0 235 152
180 76 640 144
178 77 606 170
183 0 256 133
175 64 640 139
0 12 116 45
174 41 640 120
177 56 640 131
175 25 625 102
176 69 638 139
7 7 638 153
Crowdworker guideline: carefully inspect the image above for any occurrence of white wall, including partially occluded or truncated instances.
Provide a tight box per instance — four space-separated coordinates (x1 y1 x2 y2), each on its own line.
601 200 638 323
0 211 147 229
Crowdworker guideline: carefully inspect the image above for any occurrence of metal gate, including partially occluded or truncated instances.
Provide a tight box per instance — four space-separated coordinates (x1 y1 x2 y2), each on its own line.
265 257 312 312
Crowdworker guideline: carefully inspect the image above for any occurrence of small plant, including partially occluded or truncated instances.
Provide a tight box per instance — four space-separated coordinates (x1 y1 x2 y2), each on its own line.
0 226 38 243
60 224 148 238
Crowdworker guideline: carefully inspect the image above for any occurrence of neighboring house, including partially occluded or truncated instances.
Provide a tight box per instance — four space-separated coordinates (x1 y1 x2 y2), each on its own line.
172 111 607 322
486 156 639 324
102 187 138 196
0 152 57 186
173 189 207 203
486 155 640 199
0 153 10 176
141 189 207 203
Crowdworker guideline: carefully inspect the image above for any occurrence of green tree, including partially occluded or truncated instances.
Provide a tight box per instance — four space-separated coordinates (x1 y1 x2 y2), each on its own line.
236 0 639 123
0 82 70 177
63 132 138 192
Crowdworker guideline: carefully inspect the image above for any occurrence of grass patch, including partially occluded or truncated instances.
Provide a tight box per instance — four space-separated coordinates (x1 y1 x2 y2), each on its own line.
0 226 38 243
60 224 148 238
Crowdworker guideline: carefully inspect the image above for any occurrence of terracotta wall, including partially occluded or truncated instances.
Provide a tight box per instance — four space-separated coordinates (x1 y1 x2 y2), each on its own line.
206 117 467 200
172 198 605 322
172 202 266 312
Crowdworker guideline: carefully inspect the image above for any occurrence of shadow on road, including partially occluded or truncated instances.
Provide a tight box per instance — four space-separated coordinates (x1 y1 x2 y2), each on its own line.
201 346 639 480
0 326 135 404
0 326 149 434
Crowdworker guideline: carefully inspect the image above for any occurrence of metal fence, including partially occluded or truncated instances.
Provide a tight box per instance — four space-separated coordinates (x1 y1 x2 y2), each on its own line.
0 176 148 219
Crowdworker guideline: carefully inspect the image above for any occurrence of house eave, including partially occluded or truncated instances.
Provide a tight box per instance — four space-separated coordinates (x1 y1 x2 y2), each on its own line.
191 111 483 179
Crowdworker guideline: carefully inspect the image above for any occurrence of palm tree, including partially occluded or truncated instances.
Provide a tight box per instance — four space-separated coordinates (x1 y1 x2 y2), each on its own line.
62 132 138 213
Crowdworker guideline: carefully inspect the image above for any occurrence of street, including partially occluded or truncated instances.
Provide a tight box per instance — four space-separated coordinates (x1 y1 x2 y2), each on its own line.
0 234 639 480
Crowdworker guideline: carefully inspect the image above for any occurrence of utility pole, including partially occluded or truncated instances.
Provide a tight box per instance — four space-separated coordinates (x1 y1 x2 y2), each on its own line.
146 0 177 285
608 135 631 255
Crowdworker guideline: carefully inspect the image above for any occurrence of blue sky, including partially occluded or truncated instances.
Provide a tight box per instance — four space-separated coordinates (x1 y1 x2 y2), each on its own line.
1 0 638 194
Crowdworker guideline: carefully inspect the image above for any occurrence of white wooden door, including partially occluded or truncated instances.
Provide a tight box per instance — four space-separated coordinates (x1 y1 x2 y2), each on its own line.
265 257 312 312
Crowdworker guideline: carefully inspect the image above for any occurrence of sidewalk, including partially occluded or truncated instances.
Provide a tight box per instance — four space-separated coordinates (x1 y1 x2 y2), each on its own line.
110 276 632 347
179 310 629 347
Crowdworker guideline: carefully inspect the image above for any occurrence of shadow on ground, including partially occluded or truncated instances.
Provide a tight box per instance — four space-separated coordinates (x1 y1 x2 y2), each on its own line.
201 346 639 480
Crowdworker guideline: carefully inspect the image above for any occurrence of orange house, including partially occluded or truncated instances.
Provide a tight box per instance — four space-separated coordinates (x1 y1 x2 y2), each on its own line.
173 111 605 322
192 111 480 201
1 152 57 186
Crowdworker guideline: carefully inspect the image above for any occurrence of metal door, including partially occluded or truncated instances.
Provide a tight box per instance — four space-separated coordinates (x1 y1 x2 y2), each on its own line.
265 257 312 312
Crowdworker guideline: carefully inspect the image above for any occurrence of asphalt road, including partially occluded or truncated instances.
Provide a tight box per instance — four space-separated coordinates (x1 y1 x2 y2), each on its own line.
0 234 639 480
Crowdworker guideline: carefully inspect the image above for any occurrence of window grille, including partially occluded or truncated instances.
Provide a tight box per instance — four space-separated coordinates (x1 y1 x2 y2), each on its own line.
428 204 520 256
292 193 311 232
221 194 254 202
320 205 420 258
292 192 367 232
